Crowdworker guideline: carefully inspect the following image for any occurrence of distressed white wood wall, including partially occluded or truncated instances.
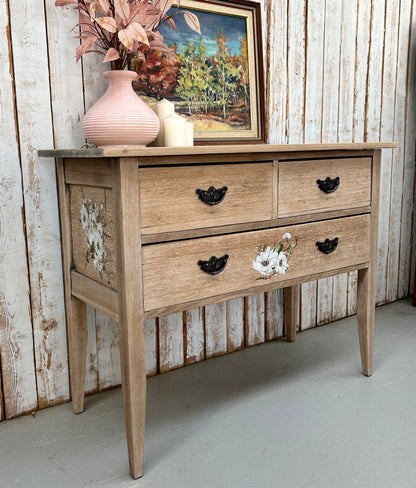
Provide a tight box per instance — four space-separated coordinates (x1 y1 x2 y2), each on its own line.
0 0 415 421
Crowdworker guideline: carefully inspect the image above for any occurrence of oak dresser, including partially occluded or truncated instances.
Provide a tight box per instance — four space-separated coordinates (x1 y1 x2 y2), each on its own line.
39 142 395 478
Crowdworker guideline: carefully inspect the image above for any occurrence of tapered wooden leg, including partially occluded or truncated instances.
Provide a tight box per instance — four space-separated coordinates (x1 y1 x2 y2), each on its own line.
356 267 374 376
113 159 146 479
284 285 300 342
68 296 88 413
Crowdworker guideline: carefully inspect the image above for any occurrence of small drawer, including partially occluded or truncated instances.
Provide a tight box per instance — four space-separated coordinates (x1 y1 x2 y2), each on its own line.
142 214 370 312
277 157 372 217
139 163 273 234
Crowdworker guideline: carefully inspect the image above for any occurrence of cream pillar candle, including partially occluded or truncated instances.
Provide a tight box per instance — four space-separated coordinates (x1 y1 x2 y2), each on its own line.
163 113 186 147
185 121 194 146
155 98 175 146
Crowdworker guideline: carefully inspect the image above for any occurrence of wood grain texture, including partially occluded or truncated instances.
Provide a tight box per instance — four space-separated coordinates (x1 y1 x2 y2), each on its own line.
184 309 205 365
159 313 184 373
143 215 371 312
205 302 227 358
8 0 69 409
265 290 284 340
284 285 300 342
245 294 265 346
0 0 37 419
112 159 146 478
377 0 399 304
277 158 372 217
139 164 273 234
226 298 245 352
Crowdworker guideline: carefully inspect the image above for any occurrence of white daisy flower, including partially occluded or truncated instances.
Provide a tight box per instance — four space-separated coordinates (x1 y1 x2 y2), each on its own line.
282 232 291 240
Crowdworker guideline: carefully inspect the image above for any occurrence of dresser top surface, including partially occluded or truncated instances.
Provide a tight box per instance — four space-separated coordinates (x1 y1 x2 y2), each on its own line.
38 142 396 159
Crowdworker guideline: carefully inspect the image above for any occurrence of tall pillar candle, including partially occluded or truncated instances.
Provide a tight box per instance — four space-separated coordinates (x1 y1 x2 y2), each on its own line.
155 98 175 146
164 113 186 147
185 121 194 146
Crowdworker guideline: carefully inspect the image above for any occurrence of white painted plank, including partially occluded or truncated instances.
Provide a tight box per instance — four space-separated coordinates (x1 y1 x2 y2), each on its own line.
339 0 358 318
407 4 416 298
245 294 265 346
44 1 85 148
267 0 288 144
287 0 305 144
95 311 121 389
226 298 244 351
205 303 227 358
377 0 399 304
159 313 184 372
398 2 416 298
8 0 69 410
185 308 205 365
387 0 412 302
265 290 284 340
84 305 98 393
301 0 324 330
318 0 343 325
0 0 38 419
144 318 158 376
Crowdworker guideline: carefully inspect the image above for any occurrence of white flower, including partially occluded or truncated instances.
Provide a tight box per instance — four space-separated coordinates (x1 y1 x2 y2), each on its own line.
282 232 291 240
252 246 279 276
274 251 289 274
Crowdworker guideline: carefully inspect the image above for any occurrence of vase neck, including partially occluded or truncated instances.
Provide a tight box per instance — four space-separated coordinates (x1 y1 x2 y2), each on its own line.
103 70 136 94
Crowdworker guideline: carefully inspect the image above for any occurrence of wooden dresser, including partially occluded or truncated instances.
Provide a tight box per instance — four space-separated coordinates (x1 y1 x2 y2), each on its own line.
39 142 395 478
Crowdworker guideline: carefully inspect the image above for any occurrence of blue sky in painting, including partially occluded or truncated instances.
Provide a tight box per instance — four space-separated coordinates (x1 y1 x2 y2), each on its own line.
159 7 247 57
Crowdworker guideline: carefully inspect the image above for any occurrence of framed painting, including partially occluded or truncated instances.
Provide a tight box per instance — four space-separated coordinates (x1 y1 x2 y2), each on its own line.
130 0 265 144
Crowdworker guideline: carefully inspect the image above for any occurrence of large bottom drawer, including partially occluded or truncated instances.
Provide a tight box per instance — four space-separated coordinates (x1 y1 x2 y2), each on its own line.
142 214 370 312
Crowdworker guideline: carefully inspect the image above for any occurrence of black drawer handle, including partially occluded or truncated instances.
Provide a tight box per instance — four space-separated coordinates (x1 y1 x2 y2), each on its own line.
316 176 340 193
198 254 229 275
316 237 339 254
195 186 228 205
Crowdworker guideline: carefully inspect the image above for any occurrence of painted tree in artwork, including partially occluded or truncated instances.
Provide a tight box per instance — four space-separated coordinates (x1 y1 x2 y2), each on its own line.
238 34 250 109
176 38 213 114
210 30 243 118
131 46 180 99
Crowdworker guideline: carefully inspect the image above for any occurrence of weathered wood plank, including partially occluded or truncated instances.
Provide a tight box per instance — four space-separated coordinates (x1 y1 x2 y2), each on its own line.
265 290 284 340
301 0 323 330
85 305 98 393
144 319 158 376
377 0 399 304
0 0 38 418
338 0 358 318
398 1 416 298
387 0 412 302
205 302 227 358
266 0 287 144
245 294 265 346
184 308 205 365
96 311 121 390
226 298 245 351
159 313 184 373
318 0 343 325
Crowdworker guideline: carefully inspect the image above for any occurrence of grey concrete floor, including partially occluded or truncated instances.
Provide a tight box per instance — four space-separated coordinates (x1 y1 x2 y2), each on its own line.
0 298 415 488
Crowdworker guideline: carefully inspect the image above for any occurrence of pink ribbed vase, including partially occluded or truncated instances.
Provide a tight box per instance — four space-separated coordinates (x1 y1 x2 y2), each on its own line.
82 70 160 148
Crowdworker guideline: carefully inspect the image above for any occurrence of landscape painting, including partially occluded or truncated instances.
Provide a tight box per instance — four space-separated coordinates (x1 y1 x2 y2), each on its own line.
130 0 264 143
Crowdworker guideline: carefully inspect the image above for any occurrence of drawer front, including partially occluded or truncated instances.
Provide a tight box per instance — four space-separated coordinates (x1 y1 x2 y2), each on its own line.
139 163 273 234
143 214 370 312
278 157 372 217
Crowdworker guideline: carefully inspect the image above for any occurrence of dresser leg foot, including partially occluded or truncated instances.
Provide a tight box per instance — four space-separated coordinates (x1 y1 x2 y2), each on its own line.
357 267 374 376
284 285 299 342
68 296 88 414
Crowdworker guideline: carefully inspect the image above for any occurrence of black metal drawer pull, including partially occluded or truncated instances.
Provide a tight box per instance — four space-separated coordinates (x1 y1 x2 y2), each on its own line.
316 237 339 254
316 176 340 193
198 254 229 275
195 186 228 205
